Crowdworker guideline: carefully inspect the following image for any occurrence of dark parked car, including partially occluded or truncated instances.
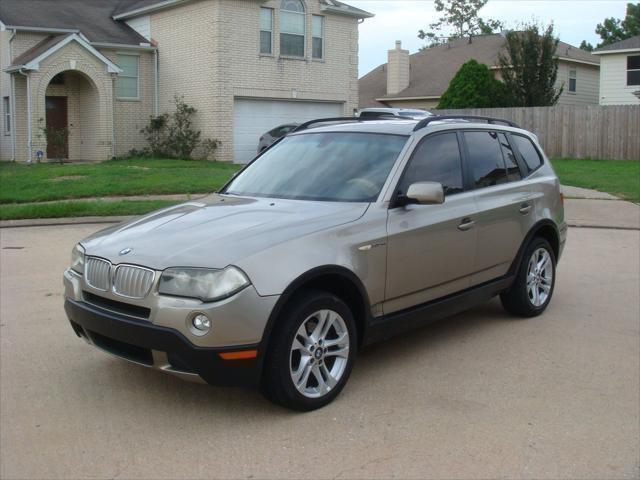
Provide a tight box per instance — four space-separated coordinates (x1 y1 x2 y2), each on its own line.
257 123 300 153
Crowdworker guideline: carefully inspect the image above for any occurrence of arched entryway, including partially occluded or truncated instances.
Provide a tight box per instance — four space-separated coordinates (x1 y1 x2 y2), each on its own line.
42 70 102 161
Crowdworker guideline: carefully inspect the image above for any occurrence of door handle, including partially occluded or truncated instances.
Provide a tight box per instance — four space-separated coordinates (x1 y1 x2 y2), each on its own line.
519 203 533 215
458 218 475 231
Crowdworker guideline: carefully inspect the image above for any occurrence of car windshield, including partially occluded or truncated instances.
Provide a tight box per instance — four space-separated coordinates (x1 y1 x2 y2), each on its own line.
223 132 408 202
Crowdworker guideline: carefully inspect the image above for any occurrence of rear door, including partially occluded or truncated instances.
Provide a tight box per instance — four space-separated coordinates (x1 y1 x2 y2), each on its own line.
384 132 478 314
462 130 535 285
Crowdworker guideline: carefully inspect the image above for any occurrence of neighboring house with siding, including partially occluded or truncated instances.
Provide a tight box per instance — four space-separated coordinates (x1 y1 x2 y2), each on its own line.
592 35 640 105
0 0 372 164
359 34 600 110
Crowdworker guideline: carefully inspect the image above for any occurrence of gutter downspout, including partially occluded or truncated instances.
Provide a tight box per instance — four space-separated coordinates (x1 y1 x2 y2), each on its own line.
9 29 17 161
154 49 159 116
18 68 31 163
111 74 117 158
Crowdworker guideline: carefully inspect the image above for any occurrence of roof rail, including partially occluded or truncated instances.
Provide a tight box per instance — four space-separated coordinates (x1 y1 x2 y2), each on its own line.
292 116 397 133
413 115 520 131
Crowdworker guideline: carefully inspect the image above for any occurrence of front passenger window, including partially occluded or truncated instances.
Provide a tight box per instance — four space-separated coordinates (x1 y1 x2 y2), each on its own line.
398 133 464 196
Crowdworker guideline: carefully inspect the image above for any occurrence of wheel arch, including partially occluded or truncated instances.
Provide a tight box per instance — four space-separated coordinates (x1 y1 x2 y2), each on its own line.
257 266 372 370
508 220 560 277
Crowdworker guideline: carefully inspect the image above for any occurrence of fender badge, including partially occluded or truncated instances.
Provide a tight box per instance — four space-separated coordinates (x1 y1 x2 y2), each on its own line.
119 247 133 256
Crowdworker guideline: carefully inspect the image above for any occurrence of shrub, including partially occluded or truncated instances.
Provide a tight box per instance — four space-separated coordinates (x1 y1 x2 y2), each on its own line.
141 114 169 155
437 59 514 109
140 96 220 159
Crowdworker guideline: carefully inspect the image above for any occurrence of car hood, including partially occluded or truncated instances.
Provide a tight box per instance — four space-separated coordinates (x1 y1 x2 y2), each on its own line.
81 194 369 270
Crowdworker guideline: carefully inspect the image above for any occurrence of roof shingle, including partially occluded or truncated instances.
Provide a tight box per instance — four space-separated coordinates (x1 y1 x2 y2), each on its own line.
594 35 640 53
0 0 149 45
359 34 600 107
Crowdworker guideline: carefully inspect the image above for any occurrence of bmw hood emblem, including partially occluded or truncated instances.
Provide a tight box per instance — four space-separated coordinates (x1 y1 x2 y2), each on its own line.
119 247 133 256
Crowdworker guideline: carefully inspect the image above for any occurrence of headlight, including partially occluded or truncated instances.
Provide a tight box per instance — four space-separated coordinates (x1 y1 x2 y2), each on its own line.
71 244 85 274
158 266 250 302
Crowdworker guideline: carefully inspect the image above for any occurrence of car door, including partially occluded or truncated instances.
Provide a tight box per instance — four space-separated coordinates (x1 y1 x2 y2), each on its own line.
462 130 536 286
384 131 478 314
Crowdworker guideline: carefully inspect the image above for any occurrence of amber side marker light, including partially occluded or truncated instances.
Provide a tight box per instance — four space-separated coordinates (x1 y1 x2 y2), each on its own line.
219 350 258 360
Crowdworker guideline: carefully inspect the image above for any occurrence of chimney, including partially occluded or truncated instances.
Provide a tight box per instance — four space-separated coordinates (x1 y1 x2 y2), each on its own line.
387 40 410 96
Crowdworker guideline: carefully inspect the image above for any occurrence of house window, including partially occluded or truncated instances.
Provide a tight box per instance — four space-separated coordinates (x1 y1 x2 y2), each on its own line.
568 69 577 93
260 7 273 54
116 54 139 99
627 55 640 86
3 97 10 135
312 15 324 59
280 0 305 57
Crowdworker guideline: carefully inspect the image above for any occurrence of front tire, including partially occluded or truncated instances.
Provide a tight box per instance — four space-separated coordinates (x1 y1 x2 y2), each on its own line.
501 237 556 317
261 290 357 411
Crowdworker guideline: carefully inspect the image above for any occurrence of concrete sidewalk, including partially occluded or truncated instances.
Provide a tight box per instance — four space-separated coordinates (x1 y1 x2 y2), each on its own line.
565 199 640 230
1 188 639 230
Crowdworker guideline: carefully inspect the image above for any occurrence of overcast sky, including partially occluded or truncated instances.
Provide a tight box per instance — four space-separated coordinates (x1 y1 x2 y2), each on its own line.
349 0 629 77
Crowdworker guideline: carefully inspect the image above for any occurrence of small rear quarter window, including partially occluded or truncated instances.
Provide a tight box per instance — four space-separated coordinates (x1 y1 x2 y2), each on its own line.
512 135 543 173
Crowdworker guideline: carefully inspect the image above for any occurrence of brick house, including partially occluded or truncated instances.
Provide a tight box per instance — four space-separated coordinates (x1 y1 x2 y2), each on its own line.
360 35 601 110
0 0 372 163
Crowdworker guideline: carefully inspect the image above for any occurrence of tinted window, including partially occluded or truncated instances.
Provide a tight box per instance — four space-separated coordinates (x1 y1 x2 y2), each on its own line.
464 131 508 188
359 111 387 118
512 135 543 173
224 133 408 202
398 133 464 196
499 133 522 182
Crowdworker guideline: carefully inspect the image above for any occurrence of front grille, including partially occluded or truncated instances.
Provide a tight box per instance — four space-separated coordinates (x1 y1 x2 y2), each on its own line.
113 265 155 298
83 291 151 320
85 257 111 291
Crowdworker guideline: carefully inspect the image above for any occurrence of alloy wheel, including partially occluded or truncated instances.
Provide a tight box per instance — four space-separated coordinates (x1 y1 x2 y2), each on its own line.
526 247 553 307
289 309 350 398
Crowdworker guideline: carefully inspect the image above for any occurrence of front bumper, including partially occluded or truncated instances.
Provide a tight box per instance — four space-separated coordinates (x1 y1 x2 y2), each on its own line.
63 267 279 386
65 299 261 386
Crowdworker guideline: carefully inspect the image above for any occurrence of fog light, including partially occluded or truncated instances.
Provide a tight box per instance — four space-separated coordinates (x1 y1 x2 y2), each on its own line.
190 313 211 336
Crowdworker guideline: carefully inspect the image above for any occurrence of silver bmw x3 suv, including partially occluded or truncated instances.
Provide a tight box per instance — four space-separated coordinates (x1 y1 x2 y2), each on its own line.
64 115 567 411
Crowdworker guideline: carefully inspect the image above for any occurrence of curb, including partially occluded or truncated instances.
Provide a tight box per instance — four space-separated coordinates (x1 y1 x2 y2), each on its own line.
0 216 134 229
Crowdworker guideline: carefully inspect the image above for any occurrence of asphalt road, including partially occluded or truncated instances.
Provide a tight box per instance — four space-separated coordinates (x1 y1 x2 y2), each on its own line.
1 224 638 479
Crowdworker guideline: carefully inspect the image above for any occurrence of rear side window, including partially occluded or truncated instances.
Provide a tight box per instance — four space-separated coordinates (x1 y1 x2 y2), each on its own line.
398 133 464 196
498 133 522 182
511 135 543 173
464 131 509 188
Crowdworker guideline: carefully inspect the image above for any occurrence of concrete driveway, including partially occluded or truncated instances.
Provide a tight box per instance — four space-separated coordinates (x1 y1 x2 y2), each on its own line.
1 224 638 479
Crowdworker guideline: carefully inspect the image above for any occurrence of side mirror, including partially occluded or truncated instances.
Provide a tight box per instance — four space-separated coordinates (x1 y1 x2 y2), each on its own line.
402 182 445 206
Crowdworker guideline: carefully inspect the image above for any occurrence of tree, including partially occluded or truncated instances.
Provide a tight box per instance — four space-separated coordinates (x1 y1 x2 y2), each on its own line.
582 2 640 48
437 60 513 108
579 40 594 52
498 23 563 107
418 0 503 48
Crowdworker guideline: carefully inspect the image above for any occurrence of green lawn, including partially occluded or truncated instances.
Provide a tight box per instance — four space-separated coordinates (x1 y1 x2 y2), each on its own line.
0 157 241 204
1 157 637 221
551 158 640 203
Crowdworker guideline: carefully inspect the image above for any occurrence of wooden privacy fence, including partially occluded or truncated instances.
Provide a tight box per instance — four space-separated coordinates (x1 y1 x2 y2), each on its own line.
431 105 640 160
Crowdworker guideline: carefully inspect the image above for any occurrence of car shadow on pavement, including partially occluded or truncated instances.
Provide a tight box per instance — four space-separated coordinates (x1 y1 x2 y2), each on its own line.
81 297 511 416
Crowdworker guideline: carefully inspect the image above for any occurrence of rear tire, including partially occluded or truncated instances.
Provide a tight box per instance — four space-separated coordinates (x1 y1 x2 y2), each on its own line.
261 290 357 411
501 237 556 317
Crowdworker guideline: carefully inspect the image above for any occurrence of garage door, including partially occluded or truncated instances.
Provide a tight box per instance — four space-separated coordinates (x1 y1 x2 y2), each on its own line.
233 98 343 163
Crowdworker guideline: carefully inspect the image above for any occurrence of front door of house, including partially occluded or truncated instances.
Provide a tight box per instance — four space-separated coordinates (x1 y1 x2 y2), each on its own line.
45 96 68 159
